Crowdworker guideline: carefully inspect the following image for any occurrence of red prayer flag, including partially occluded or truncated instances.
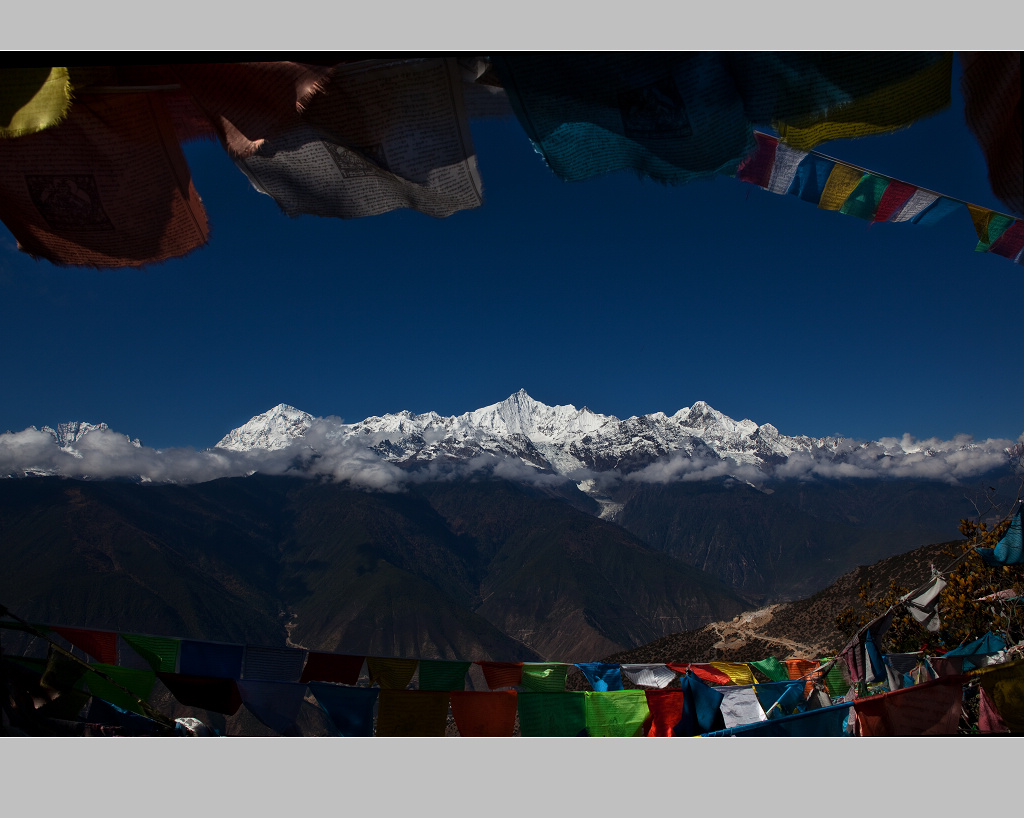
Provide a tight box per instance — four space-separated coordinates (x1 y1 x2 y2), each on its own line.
450 690 518 737
736 132 777 188
0 91 209 268
644 689 686 736
51 627 117 664
172 62 334 159
872 179 918 222
667 663 731 686
988 220 1024 259
476 661 523 690
853 675 967 736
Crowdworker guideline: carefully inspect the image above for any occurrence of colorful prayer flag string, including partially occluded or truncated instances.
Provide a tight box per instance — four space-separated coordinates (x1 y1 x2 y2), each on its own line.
735 131 1023 266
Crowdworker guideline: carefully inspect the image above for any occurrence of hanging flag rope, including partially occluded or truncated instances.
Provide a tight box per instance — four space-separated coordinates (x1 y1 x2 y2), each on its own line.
736 131 1024 266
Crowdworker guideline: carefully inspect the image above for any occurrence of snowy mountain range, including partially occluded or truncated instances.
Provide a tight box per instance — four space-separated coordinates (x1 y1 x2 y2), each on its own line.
3 390 1018 489
215 389 1015 481
217 389 835 470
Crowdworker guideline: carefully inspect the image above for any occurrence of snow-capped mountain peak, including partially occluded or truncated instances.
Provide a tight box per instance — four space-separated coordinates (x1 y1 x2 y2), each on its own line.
41 421 142 451
216 404 313 451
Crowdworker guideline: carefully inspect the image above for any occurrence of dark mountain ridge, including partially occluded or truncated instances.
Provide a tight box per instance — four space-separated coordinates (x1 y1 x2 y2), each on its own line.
0 475 750 661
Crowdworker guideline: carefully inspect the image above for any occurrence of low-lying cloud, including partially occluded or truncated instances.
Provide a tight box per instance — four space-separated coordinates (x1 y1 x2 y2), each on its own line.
1 422 1019 490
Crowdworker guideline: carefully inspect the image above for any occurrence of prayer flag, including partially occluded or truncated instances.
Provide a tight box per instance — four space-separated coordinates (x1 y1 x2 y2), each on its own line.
620 664 676 689
0 67 72 139
575 663 624 692
418 660 471 692
976 511 1023 567
449 690 518 737
818 165 866 211
736 132 777 188
714 685 768 728
643 689 687 736
773 53 952 150
520 663 569 693
818 658 851 698
367 657 418 690
755 680 807 719
308 683 378 737
839 173 889 220
750 656 790 682
171 62 333 159
121 633 180 674
789 153 836 204
709 662 756 686
236 679 307 735
961 51 1023 217
585 690 649 737
977 685 1010 733
0 91 209 268
375 690 450 737
517 691 587 737
237 58 483 220
703 702 853 737
179 640 244 679
241 645 307 682
786 658 822 696
157 672 242 715
892 188 939 222
299 652 364 685
853 674 967 736
908 196 963 226
492 53 753 185
677 671 725 735
973 659 1024 732
82 664 156 716
872 179 918 222
766 143 807 194
667 662 731 686
987 220 1024 259
51 627 117 665
476 661 523 690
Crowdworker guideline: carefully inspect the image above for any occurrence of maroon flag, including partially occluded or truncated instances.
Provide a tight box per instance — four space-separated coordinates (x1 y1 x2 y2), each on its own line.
0 91 209 268
853 675 967 736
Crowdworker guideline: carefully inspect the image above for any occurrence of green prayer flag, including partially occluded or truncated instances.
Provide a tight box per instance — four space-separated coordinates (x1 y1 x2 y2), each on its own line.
585 690 649 737
819 657 851 698
517 692 586 737
751 656 790 682
520 663 569 693
83 664 155 716
122 634 180 673
839 173 889 220
418 660 470 691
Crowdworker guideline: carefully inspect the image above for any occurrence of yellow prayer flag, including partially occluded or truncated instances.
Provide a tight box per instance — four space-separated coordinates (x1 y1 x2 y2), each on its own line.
968 203 996 244
818 165 865 211
775 54 952 151
0 67 72 138
709 661 756 686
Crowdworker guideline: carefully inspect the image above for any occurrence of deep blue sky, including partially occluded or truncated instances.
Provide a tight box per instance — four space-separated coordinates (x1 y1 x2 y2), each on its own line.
1 55 1021 450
